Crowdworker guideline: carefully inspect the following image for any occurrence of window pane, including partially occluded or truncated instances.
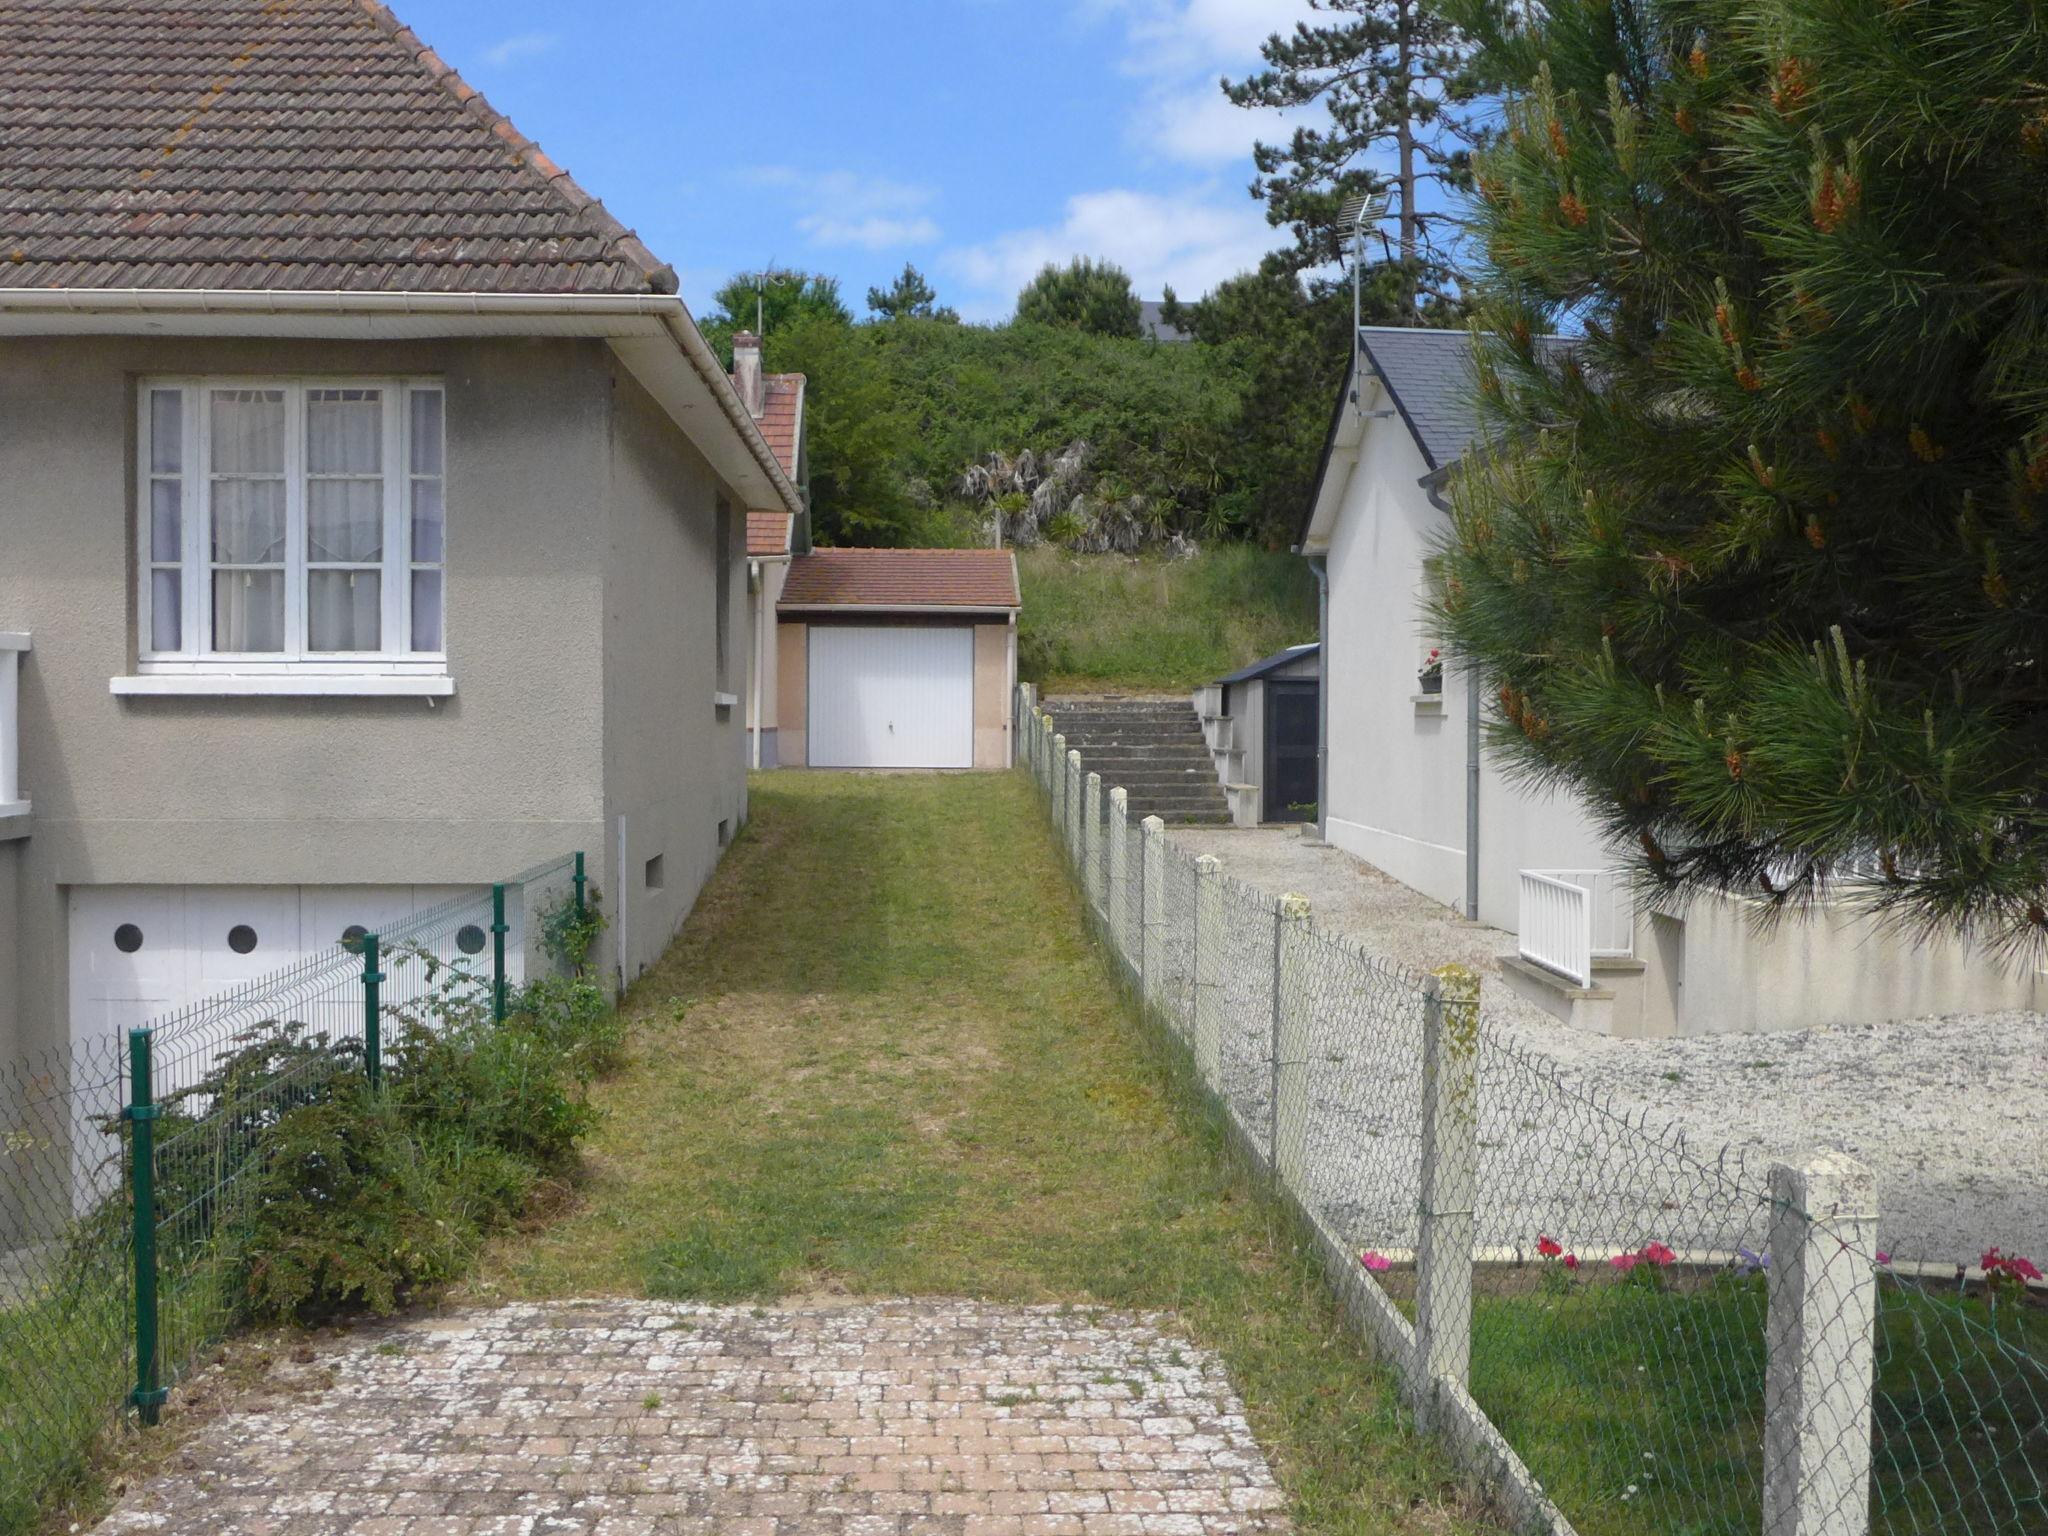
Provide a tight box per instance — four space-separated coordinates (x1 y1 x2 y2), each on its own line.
308 479 384 561
150 569 181 652
211 478 286 563
410 478 443 562
308 569 381 652
410 569 443 652
212 569 286 652
149 390 183 475
149 479 181 562
208 390 285 474
306 389 382 475
409 389 444 475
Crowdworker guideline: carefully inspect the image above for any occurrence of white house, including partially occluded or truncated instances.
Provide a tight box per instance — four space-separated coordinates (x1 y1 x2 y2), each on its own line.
1298 328 2039 1036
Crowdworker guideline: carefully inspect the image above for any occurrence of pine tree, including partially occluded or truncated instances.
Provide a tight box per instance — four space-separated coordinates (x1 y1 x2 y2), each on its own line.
866 263 958 323
1014 258 1143 339
1436 0 2048 949
1224 0 1488 310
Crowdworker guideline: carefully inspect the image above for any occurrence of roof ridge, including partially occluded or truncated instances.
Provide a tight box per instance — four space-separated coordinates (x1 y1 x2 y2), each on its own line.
347 0 677 295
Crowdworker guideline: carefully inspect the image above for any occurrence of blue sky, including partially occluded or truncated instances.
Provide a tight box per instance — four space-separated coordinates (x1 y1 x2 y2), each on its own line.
394 0 1327 323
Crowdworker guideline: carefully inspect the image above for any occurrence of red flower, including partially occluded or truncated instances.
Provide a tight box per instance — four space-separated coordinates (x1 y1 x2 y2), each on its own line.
1537 1235 1563 1259
1642 1242 1678 1267
1611 1252 1640 1272
1562 1255 1580 1271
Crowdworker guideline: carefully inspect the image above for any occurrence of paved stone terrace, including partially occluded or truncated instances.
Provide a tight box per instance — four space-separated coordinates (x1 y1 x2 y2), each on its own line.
98 1299 1291 1536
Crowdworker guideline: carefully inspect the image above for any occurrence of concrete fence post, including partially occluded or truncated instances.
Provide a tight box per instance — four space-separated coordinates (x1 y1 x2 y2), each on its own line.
1083 772 1104 914
1413 962 1481 1431
1108 788 1132 973
1140 815 1166 1015
1763 1152 1880 1536
1016 683 1037 766
1268 893 1313 1180
1065 750 1084 866
1052 733 1068 831
1192 856 1224 1092
1039 713 1052 788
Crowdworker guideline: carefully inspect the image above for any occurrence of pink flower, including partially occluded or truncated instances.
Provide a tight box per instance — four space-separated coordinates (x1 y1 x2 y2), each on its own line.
1642 1242 1677 1267
1984 1248 2043 1284
1537 1235 1563 1259
1875 1251 1892 1266
1610 1252 1640 1272
1562 1254 1580 1271
1359 1250 1392 1273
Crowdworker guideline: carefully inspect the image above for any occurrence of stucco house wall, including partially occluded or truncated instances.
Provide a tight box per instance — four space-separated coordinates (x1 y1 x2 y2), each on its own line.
748 557 790 767
0 332 751 1057
776 620 809 768
973 621 1016 771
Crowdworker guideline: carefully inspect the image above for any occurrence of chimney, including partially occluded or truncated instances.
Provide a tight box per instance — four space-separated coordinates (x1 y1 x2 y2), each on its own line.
731 331 766 419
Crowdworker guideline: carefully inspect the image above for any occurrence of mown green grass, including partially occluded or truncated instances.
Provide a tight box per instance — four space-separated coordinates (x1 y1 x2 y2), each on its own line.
1470 1274 2048 1536
1017 544 1318 692
473 770 1494 1536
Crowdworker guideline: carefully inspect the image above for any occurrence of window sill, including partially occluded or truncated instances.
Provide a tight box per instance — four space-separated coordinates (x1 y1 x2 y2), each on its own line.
713 691 740 711
1411 693 1445 715
111 673 455 698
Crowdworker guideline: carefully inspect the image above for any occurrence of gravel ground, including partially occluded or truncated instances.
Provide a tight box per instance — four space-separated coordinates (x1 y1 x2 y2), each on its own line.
1170 826 2048 1268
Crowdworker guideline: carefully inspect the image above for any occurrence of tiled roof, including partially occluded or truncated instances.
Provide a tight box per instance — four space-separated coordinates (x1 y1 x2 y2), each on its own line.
757 373 804 477
1358 327 1573 470
0 0 676 294
779 550 1021 611
747 512 792 558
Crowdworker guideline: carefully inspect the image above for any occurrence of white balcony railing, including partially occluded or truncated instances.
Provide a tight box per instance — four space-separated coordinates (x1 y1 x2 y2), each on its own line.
1517 867 1633 987
1 632 27 824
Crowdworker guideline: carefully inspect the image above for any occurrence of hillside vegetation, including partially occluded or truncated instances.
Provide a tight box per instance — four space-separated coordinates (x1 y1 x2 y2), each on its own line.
1018 545 1318 694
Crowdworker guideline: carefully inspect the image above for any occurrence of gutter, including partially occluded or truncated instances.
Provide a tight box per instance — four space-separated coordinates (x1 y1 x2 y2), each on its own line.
776 603 1020 618
0 286 803 520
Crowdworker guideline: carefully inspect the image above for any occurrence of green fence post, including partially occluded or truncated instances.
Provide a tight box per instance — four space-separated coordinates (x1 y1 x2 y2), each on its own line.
362 932 383 1091
491 883 509 1023
573 851 588 918
123 1028 166 1426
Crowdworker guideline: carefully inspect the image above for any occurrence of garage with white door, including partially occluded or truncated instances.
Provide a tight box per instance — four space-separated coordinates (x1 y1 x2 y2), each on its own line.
776 549 1020 771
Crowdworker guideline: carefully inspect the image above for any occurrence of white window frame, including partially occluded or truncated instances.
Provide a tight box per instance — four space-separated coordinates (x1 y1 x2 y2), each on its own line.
130 376 447 681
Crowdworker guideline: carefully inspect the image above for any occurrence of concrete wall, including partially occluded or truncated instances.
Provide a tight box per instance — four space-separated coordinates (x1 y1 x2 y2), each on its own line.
972 620 1015 770
598 359 750 986
747 558 789 767
0 842 17 1062
776 620 809 767
1321 397 1612 926
0 333 751 1057
1646 891 2040 1035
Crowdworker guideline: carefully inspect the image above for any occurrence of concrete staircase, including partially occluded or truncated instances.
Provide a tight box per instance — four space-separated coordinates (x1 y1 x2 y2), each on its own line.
1042 696 1232 826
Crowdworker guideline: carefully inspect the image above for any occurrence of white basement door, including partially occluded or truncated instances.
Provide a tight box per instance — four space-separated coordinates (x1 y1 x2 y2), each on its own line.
808 625 975 769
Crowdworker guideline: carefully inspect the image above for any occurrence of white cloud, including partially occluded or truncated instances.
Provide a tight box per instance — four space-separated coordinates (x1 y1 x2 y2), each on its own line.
743 167 941 251
481 31 558 67
943 186 1279 320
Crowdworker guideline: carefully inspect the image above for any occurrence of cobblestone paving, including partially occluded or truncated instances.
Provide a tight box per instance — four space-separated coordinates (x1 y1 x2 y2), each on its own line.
98 1299 1291 1535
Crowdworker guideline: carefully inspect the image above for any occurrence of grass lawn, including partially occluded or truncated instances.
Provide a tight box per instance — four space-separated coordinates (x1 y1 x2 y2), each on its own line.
470 770 1494 1536
1017 545 1318 694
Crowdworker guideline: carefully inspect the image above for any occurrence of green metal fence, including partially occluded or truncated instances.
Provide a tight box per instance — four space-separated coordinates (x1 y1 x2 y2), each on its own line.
1022 691 2047 1536
0 853 586 1533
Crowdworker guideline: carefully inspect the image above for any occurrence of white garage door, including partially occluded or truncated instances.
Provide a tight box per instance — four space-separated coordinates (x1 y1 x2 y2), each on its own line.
809 625 974 769
68 883 471 1045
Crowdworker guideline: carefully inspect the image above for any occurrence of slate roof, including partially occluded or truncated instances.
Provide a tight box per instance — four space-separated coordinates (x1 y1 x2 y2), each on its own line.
1216 643 1318 686
757 373 805 478
0 0 676 294
747 512 792 559
1357 326 1574 471
779 550 1021 611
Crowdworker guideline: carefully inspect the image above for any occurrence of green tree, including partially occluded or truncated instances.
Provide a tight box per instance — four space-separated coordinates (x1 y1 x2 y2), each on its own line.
1436 0 2048 948
1014 258 1143 339
1224 0 1488 309
700 268 852 363
759 315 915 547
866 262 958 322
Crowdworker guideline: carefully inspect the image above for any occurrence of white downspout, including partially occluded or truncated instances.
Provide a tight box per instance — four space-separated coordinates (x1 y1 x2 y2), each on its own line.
749 558 765 770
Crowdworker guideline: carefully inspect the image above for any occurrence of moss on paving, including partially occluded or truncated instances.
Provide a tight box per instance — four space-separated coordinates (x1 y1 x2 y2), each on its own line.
472 770 1495 1535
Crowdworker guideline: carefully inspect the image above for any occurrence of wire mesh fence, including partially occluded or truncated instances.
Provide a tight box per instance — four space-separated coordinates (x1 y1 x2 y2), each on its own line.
1021 690 2046 1536
0 852 589 1534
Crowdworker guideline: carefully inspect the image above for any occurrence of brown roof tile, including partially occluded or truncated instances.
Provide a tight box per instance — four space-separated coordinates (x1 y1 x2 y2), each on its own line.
747 511 792 558
0 0 676 294
779 549 1020 611
756 372 804 477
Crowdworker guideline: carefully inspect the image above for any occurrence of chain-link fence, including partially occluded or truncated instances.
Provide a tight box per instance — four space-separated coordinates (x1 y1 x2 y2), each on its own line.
1021 688 2046 1536
0 853 589 1534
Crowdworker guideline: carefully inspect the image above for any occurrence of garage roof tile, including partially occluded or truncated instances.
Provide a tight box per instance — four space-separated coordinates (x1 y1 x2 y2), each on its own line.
779 549 1020 611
